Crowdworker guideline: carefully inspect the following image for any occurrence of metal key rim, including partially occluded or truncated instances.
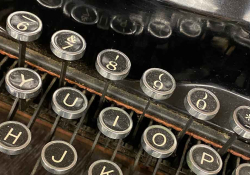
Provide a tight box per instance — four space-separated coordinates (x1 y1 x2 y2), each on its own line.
142 125 177 157
51 30 86 60
186 88 220 117
98 107 133 139
7 11 43 39
0 121 31 155
88 159 123 175
52 87 88 116
234 163 250 175
71 5 99 25
5 68 42 97
142 68 176 96
187 144 223 175
96 49 131 78
41 140 78 174
230 106 250 138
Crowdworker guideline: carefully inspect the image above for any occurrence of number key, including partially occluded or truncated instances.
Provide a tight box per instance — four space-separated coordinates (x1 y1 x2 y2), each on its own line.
95 49 131 80
6 11 42 42
184 88 220 120
140 68 176 100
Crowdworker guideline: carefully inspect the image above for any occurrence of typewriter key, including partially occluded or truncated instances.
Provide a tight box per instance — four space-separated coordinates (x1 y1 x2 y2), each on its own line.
88 160 123 175
51 30 86 87
51 87 88 119
140 68 176 100
232 163 250 175
96 49 131 81
141 125 177 158
178 88 220 143
187 144 223 175
37 0 63 9
71 5 99 25
6 11 43 67
0 121 31 155
41 140 77 174
179 18 202 38
148 19 172 39
5 67 42 99
184 88 220 121
97 107 133 139
230 106 250 139
218 106 250 155
110 16 137 35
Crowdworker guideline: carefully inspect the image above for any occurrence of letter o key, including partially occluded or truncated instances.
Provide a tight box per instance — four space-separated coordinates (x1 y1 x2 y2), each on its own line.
141 125 177 158
51 87 88 119
187 144 223 175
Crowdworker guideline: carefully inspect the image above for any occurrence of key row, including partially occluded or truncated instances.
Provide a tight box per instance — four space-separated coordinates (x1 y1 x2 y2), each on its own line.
0 118 248 175
3 63 250 148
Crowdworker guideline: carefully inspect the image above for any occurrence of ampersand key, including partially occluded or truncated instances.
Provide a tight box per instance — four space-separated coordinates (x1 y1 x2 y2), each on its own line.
50 30 86 87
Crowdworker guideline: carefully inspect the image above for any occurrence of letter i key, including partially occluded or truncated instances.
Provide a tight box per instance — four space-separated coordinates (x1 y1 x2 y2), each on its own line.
6 11 43 67
94 49 131 119
0 68 42 155
177 88 220 143
50 30 86 88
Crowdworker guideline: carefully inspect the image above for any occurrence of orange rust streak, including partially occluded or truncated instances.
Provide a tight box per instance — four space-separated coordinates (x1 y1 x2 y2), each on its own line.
1 50 250 160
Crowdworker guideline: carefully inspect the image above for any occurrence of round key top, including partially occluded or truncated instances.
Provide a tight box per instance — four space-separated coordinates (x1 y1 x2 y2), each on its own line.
184 88 220 120
179 18 202 38
110 16 137 35
71 5 99 25
0 121 31 155
230 106 250 139
41 140 77 174
96 49 131 80
141 125 177 158
187 144 223 175
140 68 176 100
232 163 250 175
37 0 63 9
7 11 42 42
97 107 133 139
148 19 172 39
88 160 123 175
52 87 88 119
5 67 42 99
50 30 86 61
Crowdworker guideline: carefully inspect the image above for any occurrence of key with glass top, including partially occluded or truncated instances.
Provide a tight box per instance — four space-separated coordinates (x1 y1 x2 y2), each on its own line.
141 125 177 175
88 160 123 175
0 121 31 155
6 11 43 67
50 30 86 87
232 163 250 175
5 67 42 120
51 87 88 119
218 106 250 155
187 144 223 175
41 140 78 174
177 88 220 143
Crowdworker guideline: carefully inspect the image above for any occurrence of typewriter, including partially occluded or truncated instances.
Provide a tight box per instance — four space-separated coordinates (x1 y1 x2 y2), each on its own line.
0 0 249 174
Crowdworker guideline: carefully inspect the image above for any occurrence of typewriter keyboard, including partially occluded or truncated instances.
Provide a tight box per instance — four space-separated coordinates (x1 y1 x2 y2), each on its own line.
0 5 250 175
